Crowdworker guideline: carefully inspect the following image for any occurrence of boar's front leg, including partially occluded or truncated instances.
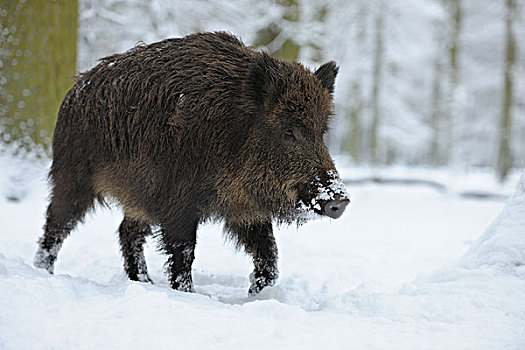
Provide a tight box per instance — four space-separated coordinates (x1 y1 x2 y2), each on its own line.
226 221 279 295
161 215 199 293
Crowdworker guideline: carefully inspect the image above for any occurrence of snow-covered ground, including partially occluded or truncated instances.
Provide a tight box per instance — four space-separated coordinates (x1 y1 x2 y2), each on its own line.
1 157 524 349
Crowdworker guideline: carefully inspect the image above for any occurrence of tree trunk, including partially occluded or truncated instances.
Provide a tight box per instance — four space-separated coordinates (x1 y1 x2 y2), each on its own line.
0 0 77 155
442 0 461 164
253 0 301 61
346 82 362 163
430 53 443 166
496 0 515 182
369 1 384 164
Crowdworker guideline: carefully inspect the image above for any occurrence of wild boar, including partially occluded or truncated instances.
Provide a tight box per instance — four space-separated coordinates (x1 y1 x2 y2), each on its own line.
34 32 350 295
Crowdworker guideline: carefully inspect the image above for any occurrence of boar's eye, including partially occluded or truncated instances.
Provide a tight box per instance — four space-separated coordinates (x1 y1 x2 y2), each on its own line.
284 129 296 140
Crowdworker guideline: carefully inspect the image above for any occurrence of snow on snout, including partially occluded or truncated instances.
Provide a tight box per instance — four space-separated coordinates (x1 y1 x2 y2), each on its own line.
298 170 350 216
315 170 350 202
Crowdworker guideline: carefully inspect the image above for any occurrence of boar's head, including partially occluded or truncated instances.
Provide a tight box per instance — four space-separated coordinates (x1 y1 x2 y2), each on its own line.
239 54 350 223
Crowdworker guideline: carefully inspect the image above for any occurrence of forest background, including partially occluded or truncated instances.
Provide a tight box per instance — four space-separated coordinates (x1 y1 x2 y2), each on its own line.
1 0 524 181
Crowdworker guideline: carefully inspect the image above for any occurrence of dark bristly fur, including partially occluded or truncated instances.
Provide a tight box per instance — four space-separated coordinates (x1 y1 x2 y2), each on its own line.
34 32 344 295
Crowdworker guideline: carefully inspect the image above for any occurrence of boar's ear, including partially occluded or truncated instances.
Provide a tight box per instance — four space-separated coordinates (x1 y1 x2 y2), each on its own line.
315 61 339 94
246 53 281 107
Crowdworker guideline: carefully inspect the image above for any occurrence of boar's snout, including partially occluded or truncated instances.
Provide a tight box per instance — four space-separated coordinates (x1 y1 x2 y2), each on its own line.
297 170 351 220
323 198 350 219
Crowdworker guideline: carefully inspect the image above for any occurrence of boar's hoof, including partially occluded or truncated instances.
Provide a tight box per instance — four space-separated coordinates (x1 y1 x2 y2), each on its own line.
248 275 275 296
133 273 153 284
34 247 57 274
323 199 350 219
248 267 278 296
172 274 195 293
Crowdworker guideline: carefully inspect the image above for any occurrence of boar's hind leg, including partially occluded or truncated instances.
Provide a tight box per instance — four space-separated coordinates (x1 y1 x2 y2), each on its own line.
34 180 95 273
162 216 199 293
225 221 279 295
118 216 153 283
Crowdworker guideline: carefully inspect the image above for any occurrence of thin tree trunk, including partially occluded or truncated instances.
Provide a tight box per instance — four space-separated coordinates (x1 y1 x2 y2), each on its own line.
346 82 362 162
369 2 384 164
430 54 443 166
496 0 515 182
443 0 461 164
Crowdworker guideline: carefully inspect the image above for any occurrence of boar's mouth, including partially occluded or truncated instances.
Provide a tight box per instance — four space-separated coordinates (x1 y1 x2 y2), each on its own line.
296 171 350 220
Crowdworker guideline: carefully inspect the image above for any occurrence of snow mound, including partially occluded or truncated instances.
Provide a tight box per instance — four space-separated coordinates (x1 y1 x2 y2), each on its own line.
459 170 525 276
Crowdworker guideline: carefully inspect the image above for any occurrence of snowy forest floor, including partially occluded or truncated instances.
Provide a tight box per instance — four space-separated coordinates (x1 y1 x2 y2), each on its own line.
0 155 524 349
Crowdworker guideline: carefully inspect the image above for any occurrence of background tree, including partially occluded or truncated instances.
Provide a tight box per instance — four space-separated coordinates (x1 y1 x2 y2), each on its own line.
429 20 446 166
253 0 301 61
369 1 385 165
496 0 516 182
2 0 523 180
0 0 77 155
429 55 444 166
443 0 462 164
345 81 363 163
